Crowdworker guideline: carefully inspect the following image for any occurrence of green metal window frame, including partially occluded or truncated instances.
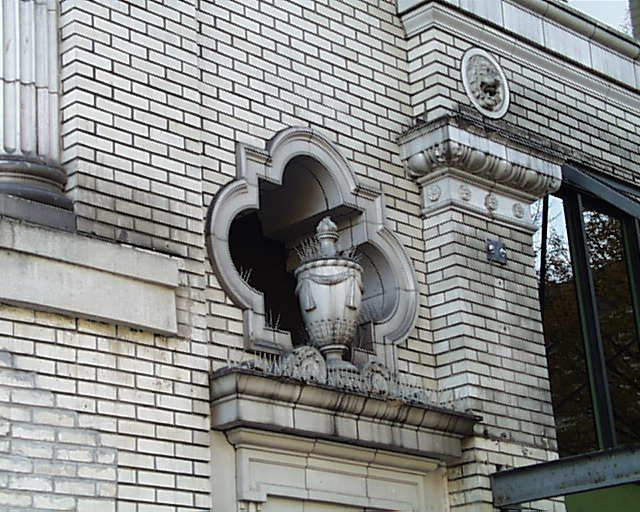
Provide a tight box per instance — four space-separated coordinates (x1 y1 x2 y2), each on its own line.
493 164 640 508
559 165 640 450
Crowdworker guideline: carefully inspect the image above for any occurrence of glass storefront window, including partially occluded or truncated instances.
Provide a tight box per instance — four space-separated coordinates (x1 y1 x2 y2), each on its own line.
538 173 640 456
581 202 640 447
541 196 598 456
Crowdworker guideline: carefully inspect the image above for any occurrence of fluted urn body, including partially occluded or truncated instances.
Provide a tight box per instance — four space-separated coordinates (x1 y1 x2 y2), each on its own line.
295 217 363 369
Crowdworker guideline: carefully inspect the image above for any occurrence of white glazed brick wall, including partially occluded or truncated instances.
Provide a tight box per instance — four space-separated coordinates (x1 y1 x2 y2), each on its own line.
424 209 554 441
421 205 562 511
57 0 432 378
2 0 635 510
0 347 116 511
195 0 436 382
57 2 211 508
406 9 638 509
60 0 205 259
408 24 640 181
0 304 211 511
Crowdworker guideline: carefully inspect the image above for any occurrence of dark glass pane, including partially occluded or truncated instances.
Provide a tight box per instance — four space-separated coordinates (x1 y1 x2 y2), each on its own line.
541 195 598 456
582 203 640 446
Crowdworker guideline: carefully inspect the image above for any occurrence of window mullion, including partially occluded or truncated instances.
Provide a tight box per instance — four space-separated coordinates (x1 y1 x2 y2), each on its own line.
563 191 617 449
621 216 640 348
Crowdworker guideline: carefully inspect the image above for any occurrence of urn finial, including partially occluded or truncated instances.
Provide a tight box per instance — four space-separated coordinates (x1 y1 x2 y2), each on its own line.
316 216 338 257
295 216 363 370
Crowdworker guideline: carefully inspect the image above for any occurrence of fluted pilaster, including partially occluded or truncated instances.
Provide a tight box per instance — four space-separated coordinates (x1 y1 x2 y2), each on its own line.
631 0 640 40
0 0 72 220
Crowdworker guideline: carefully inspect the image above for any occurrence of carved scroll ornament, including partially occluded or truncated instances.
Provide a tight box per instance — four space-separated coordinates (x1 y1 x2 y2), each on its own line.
405 141 561 198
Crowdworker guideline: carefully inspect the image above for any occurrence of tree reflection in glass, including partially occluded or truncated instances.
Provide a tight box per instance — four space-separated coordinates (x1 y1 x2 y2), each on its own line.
539 195 598 456
582 202 640 447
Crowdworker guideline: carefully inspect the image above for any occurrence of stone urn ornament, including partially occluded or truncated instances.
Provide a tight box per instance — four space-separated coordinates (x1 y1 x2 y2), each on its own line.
294 217 363 370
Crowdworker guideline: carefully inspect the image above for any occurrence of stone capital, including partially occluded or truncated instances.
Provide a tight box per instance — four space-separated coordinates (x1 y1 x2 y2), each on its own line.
399 119 562 228
399 122 562 199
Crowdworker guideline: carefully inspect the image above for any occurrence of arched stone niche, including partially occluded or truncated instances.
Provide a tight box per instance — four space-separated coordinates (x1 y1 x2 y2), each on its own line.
206 127 418 367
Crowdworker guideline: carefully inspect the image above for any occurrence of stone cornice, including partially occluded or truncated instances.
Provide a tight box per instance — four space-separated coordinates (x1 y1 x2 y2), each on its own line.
398 1 640 73
210 369 480 462
399 121 562 199
406 140 559 198
216 427 451 508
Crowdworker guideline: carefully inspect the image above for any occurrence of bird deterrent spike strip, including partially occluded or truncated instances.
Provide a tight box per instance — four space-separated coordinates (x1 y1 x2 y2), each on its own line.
224 349 466 410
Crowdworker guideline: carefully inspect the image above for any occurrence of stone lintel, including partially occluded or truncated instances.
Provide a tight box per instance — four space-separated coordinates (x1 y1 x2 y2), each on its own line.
0 217 179 334
210 369 480 462
217 427 450 509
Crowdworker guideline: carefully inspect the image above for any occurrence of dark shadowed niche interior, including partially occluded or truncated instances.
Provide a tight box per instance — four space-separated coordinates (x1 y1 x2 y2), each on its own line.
229 211 305 339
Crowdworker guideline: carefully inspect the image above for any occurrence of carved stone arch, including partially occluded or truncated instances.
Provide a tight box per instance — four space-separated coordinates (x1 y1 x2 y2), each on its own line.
206 127 419 364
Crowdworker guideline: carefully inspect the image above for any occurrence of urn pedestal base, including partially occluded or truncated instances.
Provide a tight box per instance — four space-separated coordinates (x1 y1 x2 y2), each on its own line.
319 343 357 371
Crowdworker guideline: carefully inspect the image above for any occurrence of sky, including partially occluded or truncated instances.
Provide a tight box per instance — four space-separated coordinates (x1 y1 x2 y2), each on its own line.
568 0 632 35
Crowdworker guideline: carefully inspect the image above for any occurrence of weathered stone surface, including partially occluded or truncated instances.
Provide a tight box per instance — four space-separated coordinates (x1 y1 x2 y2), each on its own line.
0 217 178 334
0 1 636 511
211 369 479 461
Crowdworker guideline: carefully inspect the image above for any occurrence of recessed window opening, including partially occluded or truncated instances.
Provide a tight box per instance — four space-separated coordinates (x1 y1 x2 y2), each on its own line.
538 165 640 457
206 127 419 356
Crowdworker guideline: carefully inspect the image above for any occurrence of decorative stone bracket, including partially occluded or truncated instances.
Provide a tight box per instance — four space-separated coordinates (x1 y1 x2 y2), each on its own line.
399 120 562 228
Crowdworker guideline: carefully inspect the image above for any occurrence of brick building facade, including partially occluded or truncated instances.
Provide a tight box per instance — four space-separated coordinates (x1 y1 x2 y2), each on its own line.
0 1 638 511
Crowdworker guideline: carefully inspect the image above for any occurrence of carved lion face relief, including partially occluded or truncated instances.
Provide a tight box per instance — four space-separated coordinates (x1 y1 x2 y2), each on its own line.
462 48 510 119
469 55 502 109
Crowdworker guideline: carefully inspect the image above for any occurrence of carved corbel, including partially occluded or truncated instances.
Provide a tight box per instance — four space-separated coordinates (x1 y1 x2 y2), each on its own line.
405 140 560 199
399 122 562 229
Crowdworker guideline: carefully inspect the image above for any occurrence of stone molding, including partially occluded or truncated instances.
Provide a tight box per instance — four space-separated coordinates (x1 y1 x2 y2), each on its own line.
400 122 561 195
405 140 559 198
210 369 480 462
227 346 437 405
213 428 450 510
399 0 640 97
0 217 179 334
398 1 640 86
206 127 419 357
399 121 561 228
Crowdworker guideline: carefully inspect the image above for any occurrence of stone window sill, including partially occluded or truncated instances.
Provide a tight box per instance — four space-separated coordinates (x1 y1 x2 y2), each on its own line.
211 368 481 462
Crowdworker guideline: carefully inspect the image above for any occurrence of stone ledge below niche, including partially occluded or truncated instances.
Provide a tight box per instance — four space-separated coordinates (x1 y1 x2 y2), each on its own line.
210 369 481 462
0 216 179 335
